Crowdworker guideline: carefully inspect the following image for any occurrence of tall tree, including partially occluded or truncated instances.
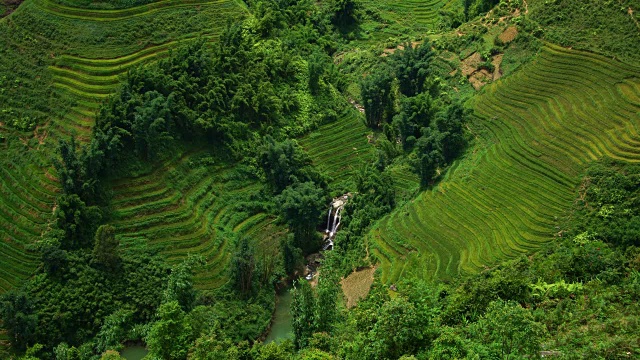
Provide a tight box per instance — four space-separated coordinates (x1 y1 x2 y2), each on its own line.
469 300 545 359
360 65 394 129
329 0 360 27
258 136 322 193
291 280 316 349
276 181 325 253
0 290 37 351
147 301 193 360
391 42 434 97
55 194 102 250
92 225 120 270
230 237 257 297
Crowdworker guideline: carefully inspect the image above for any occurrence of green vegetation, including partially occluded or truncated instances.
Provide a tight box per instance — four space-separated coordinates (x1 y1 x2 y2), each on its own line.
370 43 640 283
1 0 640 358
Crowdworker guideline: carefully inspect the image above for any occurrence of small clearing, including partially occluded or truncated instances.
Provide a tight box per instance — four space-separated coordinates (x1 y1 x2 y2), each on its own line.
469 69 492 90
341 266 376 308
461 52 483 76
498 26 518 44
492 53 504 81
382 41 423 56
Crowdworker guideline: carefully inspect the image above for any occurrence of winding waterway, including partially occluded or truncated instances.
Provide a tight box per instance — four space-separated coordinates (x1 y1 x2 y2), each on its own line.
264 289 294 343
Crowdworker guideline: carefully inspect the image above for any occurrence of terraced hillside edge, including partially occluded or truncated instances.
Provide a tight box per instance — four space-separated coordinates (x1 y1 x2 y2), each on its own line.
109 150 285 289
369 44 640 283
0 0 246 293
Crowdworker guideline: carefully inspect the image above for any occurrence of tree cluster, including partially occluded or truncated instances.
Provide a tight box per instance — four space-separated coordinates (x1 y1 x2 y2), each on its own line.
360 42 469 187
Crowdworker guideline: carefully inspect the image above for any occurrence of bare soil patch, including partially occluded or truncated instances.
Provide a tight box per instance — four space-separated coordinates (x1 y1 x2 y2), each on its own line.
382 41 422 56
492 53 504 81
499 26 518 44
469 69 492 90
461 52 483 77
341 266 376 308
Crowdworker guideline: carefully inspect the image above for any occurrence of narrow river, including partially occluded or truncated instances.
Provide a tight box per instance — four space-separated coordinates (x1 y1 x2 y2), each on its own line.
264 289 294 343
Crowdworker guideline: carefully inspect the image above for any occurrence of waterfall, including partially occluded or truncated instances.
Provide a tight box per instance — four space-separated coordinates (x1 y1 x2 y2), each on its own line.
331 206 342 235
334 207 342 234
322 194 350 251
325 206 332 233
331 207 340 234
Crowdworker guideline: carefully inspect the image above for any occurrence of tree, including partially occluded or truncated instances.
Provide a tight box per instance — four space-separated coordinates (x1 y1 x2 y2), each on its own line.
281 234 303 275
147 301 193 360
413 129 445 186
276 181 326 253
291 280 316 349
100 350 125 360
468 300 545 359
0 290 37 351
131 91 174 160
391 42 434 97
393 92 436 147
258 136 321 193
230 237 257 297
92 225 120 270
54 194 102 250
95 309 134 353
329 0 359 27
308 52 328 95
366 297 424 359
315 274 339 333
164 256 204 311
360 65 394 129
41 244 68 276
55 136 104 204
435 102 468 163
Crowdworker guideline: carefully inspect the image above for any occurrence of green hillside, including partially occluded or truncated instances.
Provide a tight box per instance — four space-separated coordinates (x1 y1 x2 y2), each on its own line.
0 0 245 292
1 0 640 357
108 150 285 289
369 43 640 283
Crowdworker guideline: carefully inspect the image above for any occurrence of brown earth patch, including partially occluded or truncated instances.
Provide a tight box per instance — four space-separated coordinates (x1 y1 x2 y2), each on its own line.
491 54 504 81
382 41 423 56
469 69 492 90
499 26 518 44
461 52 483 76
341 266 376 308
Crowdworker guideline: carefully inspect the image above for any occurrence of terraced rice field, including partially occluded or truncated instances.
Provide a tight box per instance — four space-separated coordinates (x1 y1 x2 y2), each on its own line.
359 0 456 39
109 150 284 289
36 0 246 141
0 0 246 293
369 44 640 283
300 107 375 186
0 152 59 292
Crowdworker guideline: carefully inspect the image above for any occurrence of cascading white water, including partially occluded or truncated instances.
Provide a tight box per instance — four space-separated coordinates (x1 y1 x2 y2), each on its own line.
322 195 350 251
325 207 332 233
333 207 342 234
331 206 342 235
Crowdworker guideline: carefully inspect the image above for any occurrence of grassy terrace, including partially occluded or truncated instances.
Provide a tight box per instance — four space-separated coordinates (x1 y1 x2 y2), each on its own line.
358 0 456 42
369 44 640 283
38 0 245 141
109 151 284 289
0 0 246 293
300 106 375 188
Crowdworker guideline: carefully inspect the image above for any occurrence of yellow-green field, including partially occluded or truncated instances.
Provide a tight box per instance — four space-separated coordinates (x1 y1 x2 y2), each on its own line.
0 0 246 292
369 44 640 283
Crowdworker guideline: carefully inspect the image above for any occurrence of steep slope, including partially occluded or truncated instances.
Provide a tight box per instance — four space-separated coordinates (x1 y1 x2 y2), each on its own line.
0 0 246 292
369 44 640 283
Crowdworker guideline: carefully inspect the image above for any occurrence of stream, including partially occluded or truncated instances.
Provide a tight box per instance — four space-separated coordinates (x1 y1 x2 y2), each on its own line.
264 195 348 343
264 289 294 343
120 345 148 360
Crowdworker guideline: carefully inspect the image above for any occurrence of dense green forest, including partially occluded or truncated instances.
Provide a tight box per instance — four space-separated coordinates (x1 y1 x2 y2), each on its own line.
0 0 639 358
